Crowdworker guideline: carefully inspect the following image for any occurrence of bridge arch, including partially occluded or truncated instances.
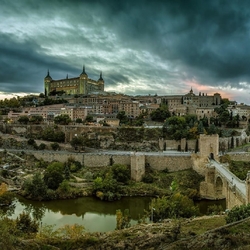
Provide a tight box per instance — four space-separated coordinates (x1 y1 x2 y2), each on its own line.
215 176 223 196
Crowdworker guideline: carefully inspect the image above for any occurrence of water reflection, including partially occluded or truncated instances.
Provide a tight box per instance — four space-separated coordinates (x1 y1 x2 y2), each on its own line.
10 196 152 232
7 196 226 233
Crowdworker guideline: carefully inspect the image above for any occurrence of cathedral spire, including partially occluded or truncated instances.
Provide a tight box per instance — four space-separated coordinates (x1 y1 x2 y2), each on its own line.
80 64 88 77
82 65 86 74
99 71 103 81
45 69 52 80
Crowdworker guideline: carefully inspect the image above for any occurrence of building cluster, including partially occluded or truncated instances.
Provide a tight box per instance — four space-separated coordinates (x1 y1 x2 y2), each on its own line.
5 66 250 126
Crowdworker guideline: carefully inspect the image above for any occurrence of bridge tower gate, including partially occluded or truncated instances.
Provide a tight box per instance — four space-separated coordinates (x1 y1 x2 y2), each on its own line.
199 134 219 160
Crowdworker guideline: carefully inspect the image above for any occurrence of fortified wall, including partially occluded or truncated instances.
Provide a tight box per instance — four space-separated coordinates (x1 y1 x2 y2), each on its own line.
30 151 192 181
228 153 250 162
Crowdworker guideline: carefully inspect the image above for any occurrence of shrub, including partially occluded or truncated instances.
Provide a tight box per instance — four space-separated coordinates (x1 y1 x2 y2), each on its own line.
0 217 18 248
149 193 199 222
38 143 46 150
69 161 82 172
50 142 60 151
142 173 154 183
84 171 94 181
35 159 48 169
58 180 70 193
15 212 39 234
226 204 250 223
111 164 130 184
58 224 85 240
1 169 9 178
27 138 36 145
116 209 131 230
92 174 121 201
0 183 14 206
207 204 223 215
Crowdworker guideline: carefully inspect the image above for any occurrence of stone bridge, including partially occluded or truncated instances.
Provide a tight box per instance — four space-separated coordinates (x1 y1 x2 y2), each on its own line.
198 134 250 209
5 133 250 209
199 159 250 209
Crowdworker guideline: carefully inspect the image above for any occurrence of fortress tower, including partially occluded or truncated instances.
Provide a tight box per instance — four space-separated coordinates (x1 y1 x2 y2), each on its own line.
44 65 104 96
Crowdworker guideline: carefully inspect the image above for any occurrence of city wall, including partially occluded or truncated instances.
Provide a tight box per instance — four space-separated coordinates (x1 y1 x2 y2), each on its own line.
83 154 131 168
32 151 84 163
146 155 192 171
30 151 192 172
229 153 250 162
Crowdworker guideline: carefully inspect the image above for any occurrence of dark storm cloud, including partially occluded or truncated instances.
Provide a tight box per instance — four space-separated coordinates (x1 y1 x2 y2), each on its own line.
1 0 250 102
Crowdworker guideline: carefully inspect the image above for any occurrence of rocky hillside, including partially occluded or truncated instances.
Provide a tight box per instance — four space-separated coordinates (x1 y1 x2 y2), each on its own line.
11 215 250 249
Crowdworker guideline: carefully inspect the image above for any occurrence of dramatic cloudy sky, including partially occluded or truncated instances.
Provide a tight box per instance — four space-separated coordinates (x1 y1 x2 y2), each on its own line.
1 0 250 103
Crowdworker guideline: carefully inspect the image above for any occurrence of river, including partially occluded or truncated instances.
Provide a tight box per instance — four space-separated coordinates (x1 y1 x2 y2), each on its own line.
7 196 226 232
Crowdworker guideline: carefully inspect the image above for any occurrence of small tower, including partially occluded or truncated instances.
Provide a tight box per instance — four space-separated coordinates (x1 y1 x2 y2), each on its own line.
44 70 52 96
79 65 88 94
98 72 104 91
80 65 88 78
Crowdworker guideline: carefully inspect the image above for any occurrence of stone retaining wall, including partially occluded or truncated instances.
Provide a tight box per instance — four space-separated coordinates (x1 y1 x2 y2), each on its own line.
146 155 192 171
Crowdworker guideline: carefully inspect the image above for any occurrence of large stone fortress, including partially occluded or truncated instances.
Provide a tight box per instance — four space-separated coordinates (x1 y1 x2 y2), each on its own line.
44 66 104 96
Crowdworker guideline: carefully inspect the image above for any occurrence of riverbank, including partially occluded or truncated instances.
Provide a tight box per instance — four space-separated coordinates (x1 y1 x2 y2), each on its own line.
7 213 250 250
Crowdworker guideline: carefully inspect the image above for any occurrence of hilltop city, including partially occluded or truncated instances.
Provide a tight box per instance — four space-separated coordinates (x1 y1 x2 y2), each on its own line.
1 66 250 249
2 65 250 127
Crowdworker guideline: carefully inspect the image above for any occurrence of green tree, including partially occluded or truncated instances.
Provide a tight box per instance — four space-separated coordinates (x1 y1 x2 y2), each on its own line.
64 164 70 180
43 162 64 190
150 105 171 122
207 123 217 135
18 115 29 124
111 164 130 184
197 121 205 134
38 143 46 150
29 115 43 124
92 170 121 201
70 136 85 150
22 173 48 200
85 115 94 123
54 114 71 125
116 111 129 125
75 118 83 123
41 127 65 142
163 116 188 140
